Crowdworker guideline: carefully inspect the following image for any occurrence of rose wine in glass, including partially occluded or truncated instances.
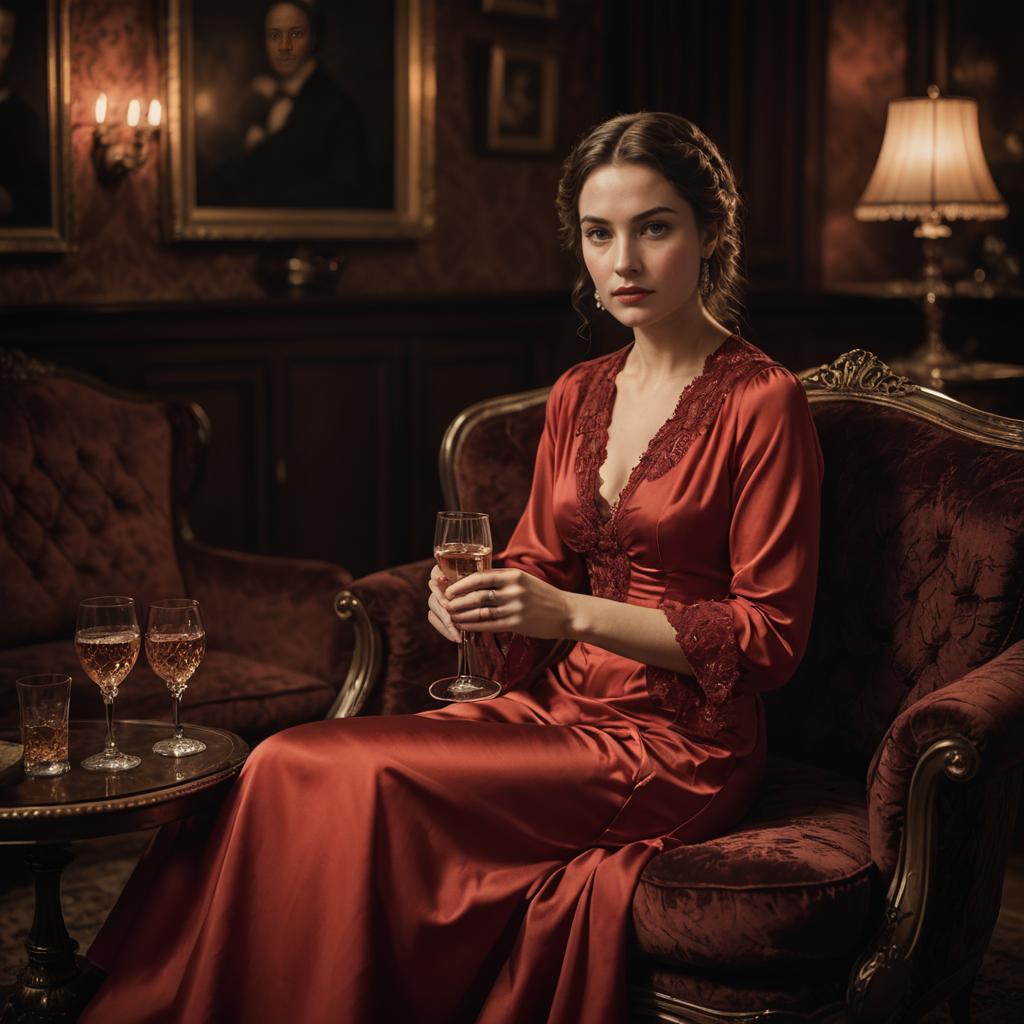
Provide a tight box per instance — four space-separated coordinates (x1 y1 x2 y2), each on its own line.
428 511 502 703
145 599 207 757
75 596 142 771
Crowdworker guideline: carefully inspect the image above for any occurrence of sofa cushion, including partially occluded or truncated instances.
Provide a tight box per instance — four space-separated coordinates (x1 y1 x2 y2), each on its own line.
0 376 188 649
633 757 878 968
0 641 336 743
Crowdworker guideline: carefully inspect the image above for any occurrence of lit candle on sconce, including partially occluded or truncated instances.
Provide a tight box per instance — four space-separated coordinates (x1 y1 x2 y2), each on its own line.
91 94 162 185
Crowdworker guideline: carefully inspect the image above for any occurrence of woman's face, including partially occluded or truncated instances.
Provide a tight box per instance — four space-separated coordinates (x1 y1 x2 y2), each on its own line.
264 3 314 79
579 161 714 332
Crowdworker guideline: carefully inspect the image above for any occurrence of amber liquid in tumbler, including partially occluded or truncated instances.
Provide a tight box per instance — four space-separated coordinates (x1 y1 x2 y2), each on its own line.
23 721 69 773
74 627 141 694
146 631 206 695
435 543 493 581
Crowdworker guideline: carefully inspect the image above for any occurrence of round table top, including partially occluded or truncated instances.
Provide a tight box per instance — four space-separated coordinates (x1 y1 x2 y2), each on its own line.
0 720 249 844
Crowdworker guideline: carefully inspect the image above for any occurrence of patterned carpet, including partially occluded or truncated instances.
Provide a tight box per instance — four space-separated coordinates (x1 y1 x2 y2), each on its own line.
2 838 1023 1019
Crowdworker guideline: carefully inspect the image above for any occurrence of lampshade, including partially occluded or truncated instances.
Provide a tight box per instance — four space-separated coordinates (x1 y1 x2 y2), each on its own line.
855 88 1007 223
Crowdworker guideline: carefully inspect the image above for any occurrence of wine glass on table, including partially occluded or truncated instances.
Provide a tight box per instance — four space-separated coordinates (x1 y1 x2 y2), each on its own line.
145 599 207 757
428 511 502 703
75 596 142 772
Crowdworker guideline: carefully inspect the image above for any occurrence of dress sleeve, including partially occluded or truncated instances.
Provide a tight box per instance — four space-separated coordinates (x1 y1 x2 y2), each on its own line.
658 366 823 723
498 370 586 593
487 371 586 690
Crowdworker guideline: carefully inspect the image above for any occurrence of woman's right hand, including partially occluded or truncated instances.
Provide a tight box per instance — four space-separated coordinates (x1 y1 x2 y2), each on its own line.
427 564 462 643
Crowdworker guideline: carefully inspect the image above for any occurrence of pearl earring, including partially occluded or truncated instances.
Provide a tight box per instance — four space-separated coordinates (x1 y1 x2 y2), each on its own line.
594 288 604 311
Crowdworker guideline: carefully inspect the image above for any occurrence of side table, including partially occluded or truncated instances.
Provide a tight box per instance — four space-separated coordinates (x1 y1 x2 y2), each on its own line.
0 720 248 1023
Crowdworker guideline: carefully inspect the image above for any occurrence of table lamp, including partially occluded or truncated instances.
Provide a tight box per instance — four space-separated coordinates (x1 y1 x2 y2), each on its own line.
855 85 1008 385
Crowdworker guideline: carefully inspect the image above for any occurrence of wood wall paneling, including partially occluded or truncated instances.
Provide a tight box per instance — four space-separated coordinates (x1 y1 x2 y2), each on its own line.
140 363 270 554
4 291 1019 578
284 352 399 577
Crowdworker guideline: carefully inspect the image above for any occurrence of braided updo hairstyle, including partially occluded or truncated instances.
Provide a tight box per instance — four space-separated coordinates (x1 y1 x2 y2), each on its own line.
556 111 745 335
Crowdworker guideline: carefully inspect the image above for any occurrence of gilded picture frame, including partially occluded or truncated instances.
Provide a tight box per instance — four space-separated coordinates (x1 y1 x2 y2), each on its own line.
0 0 73 253
486 44 558 154
482 0 558 18
163 0 435 241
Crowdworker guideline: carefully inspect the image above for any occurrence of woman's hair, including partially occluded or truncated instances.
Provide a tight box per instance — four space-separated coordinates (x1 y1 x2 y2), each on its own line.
555 111 745 335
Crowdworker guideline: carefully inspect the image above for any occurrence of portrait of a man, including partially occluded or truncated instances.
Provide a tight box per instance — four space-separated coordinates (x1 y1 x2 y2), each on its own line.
192 0 393 212
0 0 51 228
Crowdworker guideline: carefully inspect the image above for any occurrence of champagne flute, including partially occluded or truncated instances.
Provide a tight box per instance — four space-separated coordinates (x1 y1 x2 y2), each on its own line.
145 599 207 757
75 596 142 771
428 511 502 702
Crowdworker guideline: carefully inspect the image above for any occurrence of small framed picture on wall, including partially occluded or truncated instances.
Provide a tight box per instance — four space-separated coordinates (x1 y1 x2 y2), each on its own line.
486 45 558 154
482 0 557 17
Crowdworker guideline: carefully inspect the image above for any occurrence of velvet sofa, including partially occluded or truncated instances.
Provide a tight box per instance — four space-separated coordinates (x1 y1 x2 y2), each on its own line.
0 349 354 743
329 349 1024 1023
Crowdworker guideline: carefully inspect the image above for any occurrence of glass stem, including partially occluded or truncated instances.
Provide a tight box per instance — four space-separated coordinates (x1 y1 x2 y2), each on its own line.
172 693 183 739
460 631 476 679
103 698 116 752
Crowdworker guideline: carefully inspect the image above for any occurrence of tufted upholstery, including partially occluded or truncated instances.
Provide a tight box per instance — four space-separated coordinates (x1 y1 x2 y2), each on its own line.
765 401 1024 780
0 376 187 648
450 394 548 551
343 354 1024 1020
0 361 353 743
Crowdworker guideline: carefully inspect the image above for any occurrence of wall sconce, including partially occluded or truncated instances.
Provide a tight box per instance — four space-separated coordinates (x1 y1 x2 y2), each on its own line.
92 93 162 184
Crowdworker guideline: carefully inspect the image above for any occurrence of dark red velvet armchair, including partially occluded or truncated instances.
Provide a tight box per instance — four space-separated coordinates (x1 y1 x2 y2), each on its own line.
0 349 354 742
332 350 1024 1023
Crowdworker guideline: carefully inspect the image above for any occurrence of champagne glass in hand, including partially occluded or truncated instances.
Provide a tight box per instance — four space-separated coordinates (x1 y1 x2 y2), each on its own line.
75 596 142 771
146 599 207 757
428 511 502 703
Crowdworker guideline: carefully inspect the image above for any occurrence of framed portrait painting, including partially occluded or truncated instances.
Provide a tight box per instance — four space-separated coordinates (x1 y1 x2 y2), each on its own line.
482 0 557 17
486 44 558 154
0 0 72 253
164 0 435 240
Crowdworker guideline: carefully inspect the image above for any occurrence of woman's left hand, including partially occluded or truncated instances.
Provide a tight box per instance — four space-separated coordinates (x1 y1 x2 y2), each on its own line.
443 568 575 641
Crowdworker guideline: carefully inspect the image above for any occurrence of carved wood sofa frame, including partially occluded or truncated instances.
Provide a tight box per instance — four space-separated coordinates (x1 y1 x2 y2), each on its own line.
330 350 1024 1024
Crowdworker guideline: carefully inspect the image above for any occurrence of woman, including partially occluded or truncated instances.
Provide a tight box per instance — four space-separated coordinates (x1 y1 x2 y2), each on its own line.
81 112 822 1023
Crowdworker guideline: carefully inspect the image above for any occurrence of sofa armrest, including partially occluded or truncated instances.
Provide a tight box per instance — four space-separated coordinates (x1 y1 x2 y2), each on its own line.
178 539 353 687
849 640 1024 1021
341 559 452 716
868 639 1024 878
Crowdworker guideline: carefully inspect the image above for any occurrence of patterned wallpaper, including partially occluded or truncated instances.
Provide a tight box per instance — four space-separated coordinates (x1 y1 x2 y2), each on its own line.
821 0 918 286
0 0 606 305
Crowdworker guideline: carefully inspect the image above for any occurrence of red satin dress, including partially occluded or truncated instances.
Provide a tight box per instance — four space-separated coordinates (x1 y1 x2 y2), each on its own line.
81 335 823 1024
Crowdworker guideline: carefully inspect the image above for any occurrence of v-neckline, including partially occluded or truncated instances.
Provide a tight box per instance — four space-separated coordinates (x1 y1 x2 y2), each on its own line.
594 334 735 522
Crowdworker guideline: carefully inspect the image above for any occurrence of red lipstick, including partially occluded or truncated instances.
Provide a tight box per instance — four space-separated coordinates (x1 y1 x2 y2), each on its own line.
612 287 653 305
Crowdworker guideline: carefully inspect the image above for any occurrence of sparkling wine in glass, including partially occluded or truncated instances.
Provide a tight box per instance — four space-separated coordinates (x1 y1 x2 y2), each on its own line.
428 511 502 703
75 596 142 772
145 599 207 758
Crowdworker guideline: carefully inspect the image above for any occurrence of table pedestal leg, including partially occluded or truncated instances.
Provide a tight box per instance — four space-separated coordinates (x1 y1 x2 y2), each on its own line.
1 844 101 1023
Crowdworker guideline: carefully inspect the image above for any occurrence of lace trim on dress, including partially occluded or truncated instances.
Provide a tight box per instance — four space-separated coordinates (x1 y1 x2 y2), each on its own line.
660 595 739 698
566 336 774 731
569 336 774 601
